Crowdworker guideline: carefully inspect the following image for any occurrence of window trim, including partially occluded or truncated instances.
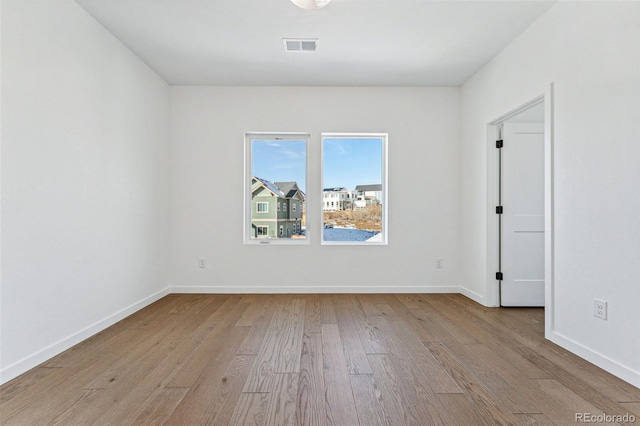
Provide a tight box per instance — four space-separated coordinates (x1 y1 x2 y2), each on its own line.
244 132 310 245
320 133 388 245
256 202 269 213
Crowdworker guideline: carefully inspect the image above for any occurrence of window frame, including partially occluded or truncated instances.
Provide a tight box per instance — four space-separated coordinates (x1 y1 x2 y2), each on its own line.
244 132 310 245
320 133 388 245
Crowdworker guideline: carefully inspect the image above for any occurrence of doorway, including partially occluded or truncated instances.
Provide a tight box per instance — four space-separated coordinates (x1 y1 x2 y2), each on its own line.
486 86 554 331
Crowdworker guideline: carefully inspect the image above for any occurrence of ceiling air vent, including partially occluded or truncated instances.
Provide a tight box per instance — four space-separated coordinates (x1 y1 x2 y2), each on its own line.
283 38 318 52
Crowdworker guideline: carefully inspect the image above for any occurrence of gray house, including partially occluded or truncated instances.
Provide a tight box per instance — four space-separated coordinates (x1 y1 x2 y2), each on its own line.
354 184 382 208
251 177 305 238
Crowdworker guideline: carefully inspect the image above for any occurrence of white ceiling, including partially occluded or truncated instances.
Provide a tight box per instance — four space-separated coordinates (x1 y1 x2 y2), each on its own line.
75 0 556 87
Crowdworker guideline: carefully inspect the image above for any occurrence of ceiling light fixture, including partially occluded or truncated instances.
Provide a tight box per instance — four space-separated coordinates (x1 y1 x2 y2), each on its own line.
290 0 332 10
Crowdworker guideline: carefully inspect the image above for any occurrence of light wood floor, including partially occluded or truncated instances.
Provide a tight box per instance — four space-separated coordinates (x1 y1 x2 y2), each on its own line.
1 294 639 425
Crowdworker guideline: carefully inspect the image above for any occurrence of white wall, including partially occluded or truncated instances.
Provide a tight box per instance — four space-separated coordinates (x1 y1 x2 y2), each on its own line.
1 1 171 383
170 86 462 293
461 2 640 386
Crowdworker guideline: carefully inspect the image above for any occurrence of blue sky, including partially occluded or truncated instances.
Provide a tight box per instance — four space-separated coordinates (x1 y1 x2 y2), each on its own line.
252 140 307 192
322 138 382 190
251 137 383 193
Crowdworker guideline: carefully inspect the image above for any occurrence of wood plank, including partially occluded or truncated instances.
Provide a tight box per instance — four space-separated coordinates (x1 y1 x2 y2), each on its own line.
303 295 322 333
424 341 522 425
132 388 189 426
409 298 479 345
333 296 373 374
274 298 306 373
229 392 270 425
343 296 391 356
81 319 192 390
321 323 359 426
0 329 142 422
243 299 305 392
620 402 640 416
91 327 247 425
230 373 299 426
295 332 326 426
158 328 251 425
168 293 222 315
421 338 538 413
355 294 385 317
206 355 258 425
320 294 337 324
435 393 494 426
349 374 385 426
242 303 286 393
116 293 186 330
424 295 553 380
512 413 555 425
44 389 102 426
367 354 437 425
369 314 461 394
379 294 442 343
393 294 421 310
236 299 277 355
534 378 616 423
166 297 250 388
0 367 60 405
265 373 299 425
61 324 249 425
235 294 267 326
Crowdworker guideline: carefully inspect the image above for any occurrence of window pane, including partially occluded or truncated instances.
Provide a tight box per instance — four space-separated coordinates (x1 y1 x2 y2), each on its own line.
322 134 387 244
245 134 308 243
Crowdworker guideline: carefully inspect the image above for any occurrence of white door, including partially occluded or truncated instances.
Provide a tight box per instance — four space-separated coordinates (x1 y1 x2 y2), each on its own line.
500 123 545 306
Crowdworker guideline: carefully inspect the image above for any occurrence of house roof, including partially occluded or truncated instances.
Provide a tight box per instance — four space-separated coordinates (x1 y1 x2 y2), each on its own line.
355 184 382 192
253 177 285 198
253 177 305 201
275 181 305 201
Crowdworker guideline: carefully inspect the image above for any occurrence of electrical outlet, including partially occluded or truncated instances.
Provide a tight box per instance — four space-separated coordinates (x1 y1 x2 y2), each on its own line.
198 258 206 269
435 258 444 269
594 299 607 320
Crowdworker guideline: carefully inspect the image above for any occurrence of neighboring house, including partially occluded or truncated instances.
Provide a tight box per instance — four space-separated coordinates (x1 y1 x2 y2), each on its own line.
251 177 305 238
322 187 356 211
354 184 382 208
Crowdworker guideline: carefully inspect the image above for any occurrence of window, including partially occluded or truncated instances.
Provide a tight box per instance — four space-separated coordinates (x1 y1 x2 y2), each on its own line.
244 133 308 244
256 225 269 237
293 203 297 212
321 133 388 245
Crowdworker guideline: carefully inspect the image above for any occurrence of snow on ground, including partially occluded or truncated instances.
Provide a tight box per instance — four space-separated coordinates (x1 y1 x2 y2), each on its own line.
323 227 380 242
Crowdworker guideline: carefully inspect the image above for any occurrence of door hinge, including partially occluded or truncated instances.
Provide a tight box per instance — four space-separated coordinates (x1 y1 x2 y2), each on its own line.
496 139 504 149
496 272 503 280
496 206 503 214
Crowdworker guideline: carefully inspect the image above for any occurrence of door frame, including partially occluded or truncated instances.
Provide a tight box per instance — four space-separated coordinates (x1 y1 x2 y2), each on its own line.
486 83 554 338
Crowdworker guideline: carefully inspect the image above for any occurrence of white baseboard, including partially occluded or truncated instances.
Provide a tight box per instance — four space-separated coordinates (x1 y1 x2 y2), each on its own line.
169 285 462 294
459 286 485 305
550 330 640 389
0 287 171 385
